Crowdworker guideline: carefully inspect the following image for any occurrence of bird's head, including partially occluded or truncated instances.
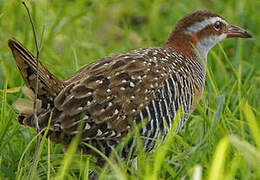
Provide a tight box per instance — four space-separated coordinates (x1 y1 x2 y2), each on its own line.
164 11 252 60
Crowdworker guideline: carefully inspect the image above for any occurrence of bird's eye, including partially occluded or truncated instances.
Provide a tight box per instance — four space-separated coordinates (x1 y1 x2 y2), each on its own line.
214 21 221 31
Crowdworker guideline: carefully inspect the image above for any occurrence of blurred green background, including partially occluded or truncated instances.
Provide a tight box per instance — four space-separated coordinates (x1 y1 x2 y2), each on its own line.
0 0 259 179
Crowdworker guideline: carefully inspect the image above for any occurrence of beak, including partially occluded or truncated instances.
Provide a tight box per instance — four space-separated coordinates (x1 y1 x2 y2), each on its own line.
226 24 252 38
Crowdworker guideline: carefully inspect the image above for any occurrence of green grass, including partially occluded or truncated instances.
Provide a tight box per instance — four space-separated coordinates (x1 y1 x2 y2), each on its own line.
0 0 260 179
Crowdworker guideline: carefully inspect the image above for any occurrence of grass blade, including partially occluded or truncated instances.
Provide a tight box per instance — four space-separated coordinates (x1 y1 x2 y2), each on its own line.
208 137 229 180
241 100 260 150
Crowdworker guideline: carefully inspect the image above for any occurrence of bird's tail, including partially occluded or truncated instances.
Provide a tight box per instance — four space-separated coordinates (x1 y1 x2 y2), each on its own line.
8 38 64 105
8 38 65 127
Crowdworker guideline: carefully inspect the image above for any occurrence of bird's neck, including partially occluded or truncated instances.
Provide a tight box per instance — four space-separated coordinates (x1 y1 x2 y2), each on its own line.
163 31 208 63
164 31 208 91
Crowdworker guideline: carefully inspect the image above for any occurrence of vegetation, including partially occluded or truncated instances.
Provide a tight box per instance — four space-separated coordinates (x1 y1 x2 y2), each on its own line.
0 0 259 179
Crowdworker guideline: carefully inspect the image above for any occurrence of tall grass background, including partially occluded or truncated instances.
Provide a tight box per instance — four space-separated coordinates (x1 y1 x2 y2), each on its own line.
0 0 259 179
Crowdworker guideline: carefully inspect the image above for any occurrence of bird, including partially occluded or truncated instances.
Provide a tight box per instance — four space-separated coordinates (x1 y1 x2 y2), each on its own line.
9 10 252 163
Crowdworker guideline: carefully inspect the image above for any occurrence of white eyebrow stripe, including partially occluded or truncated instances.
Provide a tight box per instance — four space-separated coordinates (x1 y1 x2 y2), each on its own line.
184 17 228 35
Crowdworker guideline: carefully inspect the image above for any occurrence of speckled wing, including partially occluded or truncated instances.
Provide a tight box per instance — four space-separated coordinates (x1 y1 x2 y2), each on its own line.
52 48 173 141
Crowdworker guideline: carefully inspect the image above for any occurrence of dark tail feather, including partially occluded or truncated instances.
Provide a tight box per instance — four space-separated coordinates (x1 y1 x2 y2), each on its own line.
8 38 64 106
